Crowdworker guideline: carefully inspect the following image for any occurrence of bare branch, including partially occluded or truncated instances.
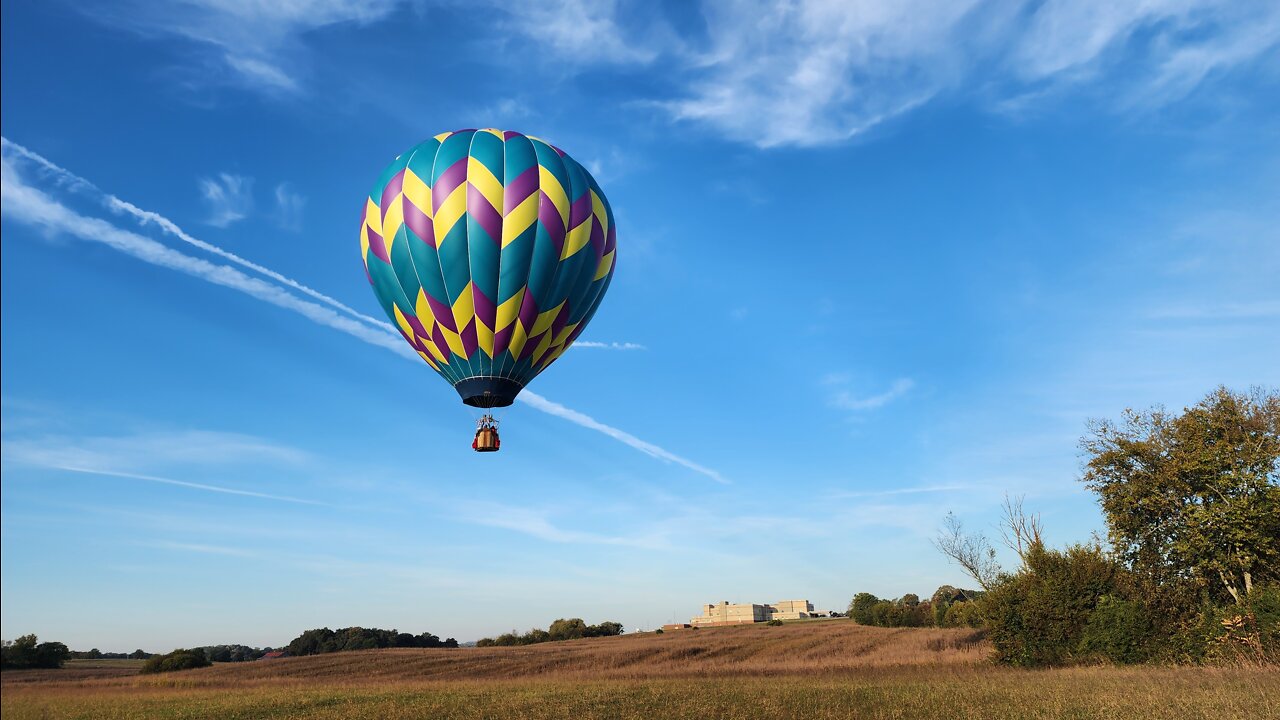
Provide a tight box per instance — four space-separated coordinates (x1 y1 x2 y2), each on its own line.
998 494 1043 562
932 512 1001 590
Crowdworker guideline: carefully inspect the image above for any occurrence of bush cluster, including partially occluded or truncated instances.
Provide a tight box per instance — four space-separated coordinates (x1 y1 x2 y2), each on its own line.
848 589 984 629
139 649 212 674
287 627 458 656
476 618 623 647
69 649 152 660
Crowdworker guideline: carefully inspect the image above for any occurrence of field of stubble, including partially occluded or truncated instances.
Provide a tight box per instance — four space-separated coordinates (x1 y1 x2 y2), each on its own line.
3 620 1276 719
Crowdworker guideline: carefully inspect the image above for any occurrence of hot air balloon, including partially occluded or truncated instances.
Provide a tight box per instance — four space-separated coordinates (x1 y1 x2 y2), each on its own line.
359 130 617 452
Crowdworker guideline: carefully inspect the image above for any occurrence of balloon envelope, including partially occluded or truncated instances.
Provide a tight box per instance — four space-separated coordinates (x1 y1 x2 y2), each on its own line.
360 130 617 408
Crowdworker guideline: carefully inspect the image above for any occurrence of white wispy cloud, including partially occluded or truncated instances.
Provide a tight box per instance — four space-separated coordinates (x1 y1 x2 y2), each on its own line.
572 341 646 350
0 428 325 505
0 430 308 471
665 0 979 147
498 0 661 65
460 502 669 548
1145 300 1280 320
79 0 401 94
200 173 253 227
827 377 915 411
75 1 1278 145
828 484 974 499
273 182 307 232
2 140 723 482
663 0 1280 147
149 541 258 557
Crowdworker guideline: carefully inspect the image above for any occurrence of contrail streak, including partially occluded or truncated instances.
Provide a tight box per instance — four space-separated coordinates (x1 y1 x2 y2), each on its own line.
1 137 391 332
52 466 328 506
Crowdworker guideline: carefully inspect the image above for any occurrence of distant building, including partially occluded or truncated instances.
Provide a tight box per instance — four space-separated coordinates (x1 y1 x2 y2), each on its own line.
662 623 693 631
258 650 291 660
769 600 816 620
690 599 818 626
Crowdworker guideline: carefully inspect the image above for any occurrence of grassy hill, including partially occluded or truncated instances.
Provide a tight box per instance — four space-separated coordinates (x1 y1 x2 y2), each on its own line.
3 621 1274 719
184 620 987 684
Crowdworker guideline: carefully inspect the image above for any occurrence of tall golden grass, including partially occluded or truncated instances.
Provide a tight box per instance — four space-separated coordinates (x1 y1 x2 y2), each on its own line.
3 621 1275 720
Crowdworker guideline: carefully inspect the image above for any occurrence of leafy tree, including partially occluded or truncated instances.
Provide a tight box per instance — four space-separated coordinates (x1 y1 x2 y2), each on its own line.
845 595 932 628
139 649 211 674
128 649 150 660
586 621 624 638
33 641 69 669
847 593 879 625
2 635 70 669
477 618 625 647
548 618 587 641
2 635 39 669
943 600 984 628
1082 386 1280 606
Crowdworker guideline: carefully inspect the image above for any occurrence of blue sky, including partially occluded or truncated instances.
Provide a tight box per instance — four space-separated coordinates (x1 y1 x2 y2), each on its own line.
2 0 1278 651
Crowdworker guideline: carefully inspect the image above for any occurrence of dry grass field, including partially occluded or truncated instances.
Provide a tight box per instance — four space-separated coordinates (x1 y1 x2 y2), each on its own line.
3 621 1276 719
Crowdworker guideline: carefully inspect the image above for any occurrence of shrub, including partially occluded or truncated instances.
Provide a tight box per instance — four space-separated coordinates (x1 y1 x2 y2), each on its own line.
1078 596 1153 664
139 649 211 674
766 619 783 626
943 600 984 629
983 542 1124 666
1200 584 1280 665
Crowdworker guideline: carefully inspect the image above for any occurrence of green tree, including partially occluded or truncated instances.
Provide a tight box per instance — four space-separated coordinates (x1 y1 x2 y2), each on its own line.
139 649 211 674
547 618 587 641
2 635 39 669
1 635 69 669
520 629 550 644
943 600 984 628
1082 386 1280 606
586 621 624 637
33 641 69 669
847 593 879 624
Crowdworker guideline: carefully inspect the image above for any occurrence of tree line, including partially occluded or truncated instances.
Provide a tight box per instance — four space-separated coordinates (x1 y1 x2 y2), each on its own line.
920 387 1278 666
286 627 458 656
3 626 458 672
1 635 71 670
476 618 624 647
70 649 155 660
847 586 984 629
